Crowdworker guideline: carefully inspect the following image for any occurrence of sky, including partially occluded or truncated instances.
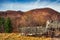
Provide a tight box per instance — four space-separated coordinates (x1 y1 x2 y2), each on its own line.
0 0 60 12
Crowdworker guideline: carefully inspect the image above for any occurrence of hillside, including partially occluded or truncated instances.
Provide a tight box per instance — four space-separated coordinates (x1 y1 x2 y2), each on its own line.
0 8 60 32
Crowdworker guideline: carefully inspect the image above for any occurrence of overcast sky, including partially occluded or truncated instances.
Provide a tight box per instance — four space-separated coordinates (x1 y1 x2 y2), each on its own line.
0 0 60 12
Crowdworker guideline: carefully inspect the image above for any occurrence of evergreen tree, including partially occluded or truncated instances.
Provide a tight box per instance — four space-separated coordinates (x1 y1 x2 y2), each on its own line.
4 17 12 33
0 17 5 32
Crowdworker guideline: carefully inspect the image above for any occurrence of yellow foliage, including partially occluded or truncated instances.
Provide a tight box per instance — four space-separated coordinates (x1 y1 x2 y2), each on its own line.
0 33 51 40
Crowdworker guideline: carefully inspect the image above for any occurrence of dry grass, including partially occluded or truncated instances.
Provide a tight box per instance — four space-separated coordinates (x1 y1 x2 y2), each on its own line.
0 33 52 40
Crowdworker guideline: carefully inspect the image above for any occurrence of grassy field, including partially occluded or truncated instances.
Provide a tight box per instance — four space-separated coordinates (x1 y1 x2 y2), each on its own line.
0 33 52 40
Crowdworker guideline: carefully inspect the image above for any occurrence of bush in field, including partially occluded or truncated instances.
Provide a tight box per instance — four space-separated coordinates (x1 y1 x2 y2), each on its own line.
0 17 5 32
4 17 12 33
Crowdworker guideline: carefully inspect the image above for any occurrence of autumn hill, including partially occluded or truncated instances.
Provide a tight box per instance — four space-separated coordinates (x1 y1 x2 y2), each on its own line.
0 8 60 33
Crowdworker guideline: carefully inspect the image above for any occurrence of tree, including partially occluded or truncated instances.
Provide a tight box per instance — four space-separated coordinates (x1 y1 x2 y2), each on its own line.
4 17 12 33
0 17 5 32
